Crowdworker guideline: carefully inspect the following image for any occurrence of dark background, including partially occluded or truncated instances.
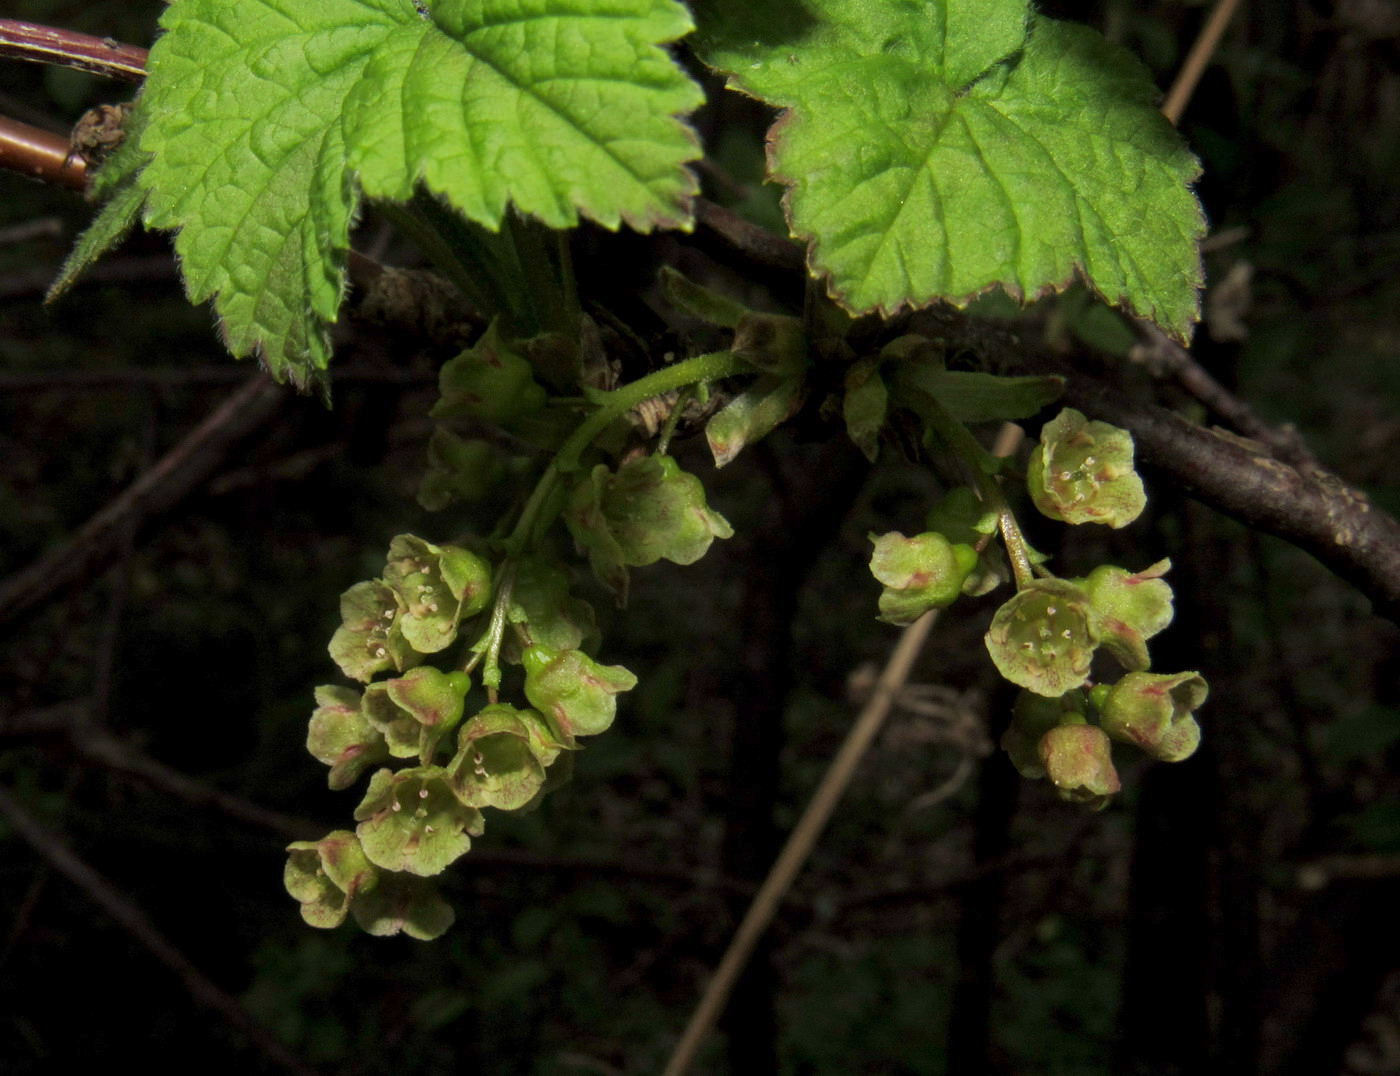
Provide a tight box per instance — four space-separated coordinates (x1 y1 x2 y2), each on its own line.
2 0 1399 1072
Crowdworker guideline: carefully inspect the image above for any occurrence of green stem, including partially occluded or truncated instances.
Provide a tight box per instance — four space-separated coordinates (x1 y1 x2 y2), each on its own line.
907 388 1036 590
471 561 518 699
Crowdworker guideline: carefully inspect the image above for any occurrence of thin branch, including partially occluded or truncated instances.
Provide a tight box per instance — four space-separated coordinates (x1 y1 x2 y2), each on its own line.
0 786 319 1076
1161 0 1247 125
0 113 85 190
1134 324 1318 469
692 197 806 274
663 610 943 1076
0 20 147 83
0 375 287 629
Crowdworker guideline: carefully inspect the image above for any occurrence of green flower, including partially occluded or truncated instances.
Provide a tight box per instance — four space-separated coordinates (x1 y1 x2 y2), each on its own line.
1000 689 1088 779
1098 671 1207 762
306 685 388 789
1028 408 1146 528
431 319 548 426
1039 723 1121 808
1080 559 1174 671
868 531 979 625
449 704 560 811
361 666 470 762
504 557 599 654
523 645 638 743
283 830 378 930
383 535 493 654
417 428 505 512
985 580 1100 697
353 766 484 877
349 874 455 941
327 579 420 683
565 455 732 601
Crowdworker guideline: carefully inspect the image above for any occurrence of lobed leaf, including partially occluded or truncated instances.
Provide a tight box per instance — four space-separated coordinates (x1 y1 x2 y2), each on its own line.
696 0 1205 340
137 0 702 386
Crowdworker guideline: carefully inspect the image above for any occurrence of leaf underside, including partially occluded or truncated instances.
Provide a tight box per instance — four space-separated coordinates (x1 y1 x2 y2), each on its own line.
695 0 1205 341
137 0 703 387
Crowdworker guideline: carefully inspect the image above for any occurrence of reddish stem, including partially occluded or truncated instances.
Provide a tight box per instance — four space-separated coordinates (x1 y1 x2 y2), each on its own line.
0 19 147 82
0 114 85 190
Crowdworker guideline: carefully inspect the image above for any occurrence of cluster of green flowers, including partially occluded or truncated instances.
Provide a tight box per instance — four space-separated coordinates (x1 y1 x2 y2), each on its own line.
867 408 1207 808
287 415 731 937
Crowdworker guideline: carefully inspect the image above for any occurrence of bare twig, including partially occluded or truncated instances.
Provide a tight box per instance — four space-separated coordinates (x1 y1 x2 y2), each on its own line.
0 375 287 629
0 786 319 1076
0 114 85 189
662 608 942 1076
1134 324 1318 469
0 20 147 83
692 197 806 274
1161 0 1247 125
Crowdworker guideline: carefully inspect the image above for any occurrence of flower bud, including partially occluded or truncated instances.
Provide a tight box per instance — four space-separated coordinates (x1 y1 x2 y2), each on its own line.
418 428 505 512
522 645 638 743
1038 723 1121 807
1028 408 1145 528
868 531 978 625
1099 671 1207 762
925 487 1007 597
353 766 484 877
985 580 1100 696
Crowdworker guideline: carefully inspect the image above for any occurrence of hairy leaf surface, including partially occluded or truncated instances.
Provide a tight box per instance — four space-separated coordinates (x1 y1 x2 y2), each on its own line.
138 0 701 385
696 0 1205 339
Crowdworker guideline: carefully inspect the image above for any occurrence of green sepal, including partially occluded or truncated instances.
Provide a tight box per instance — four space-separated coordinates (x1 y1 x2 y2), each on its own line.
349 873 455 941
1098 670 1207 762
431 320 549 426
1080 559 1174 671
384 535 493 654
1039 723 1121 808
307 685 389 789
868 531 978 625
985 579 1100 697
1000 689 1087 779
362 682 423 760
522 645 639 742
353 766 484 878
449 704 555 811
328 579 421 683
924 487 1006 597
1028 408 1146 528
843 357 888 463
565 455 733 600
659 266 751 329
706 374 805 468
284 830 378 930
418 428 506 512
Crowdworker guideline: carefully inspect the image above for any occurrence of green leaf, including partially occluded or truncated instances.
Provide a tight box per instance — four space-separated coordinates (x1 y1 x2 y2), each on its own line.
46 180 146 304
696 1 1205 339
843 357 888 462
892 365 1064 424
138 0 702 386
